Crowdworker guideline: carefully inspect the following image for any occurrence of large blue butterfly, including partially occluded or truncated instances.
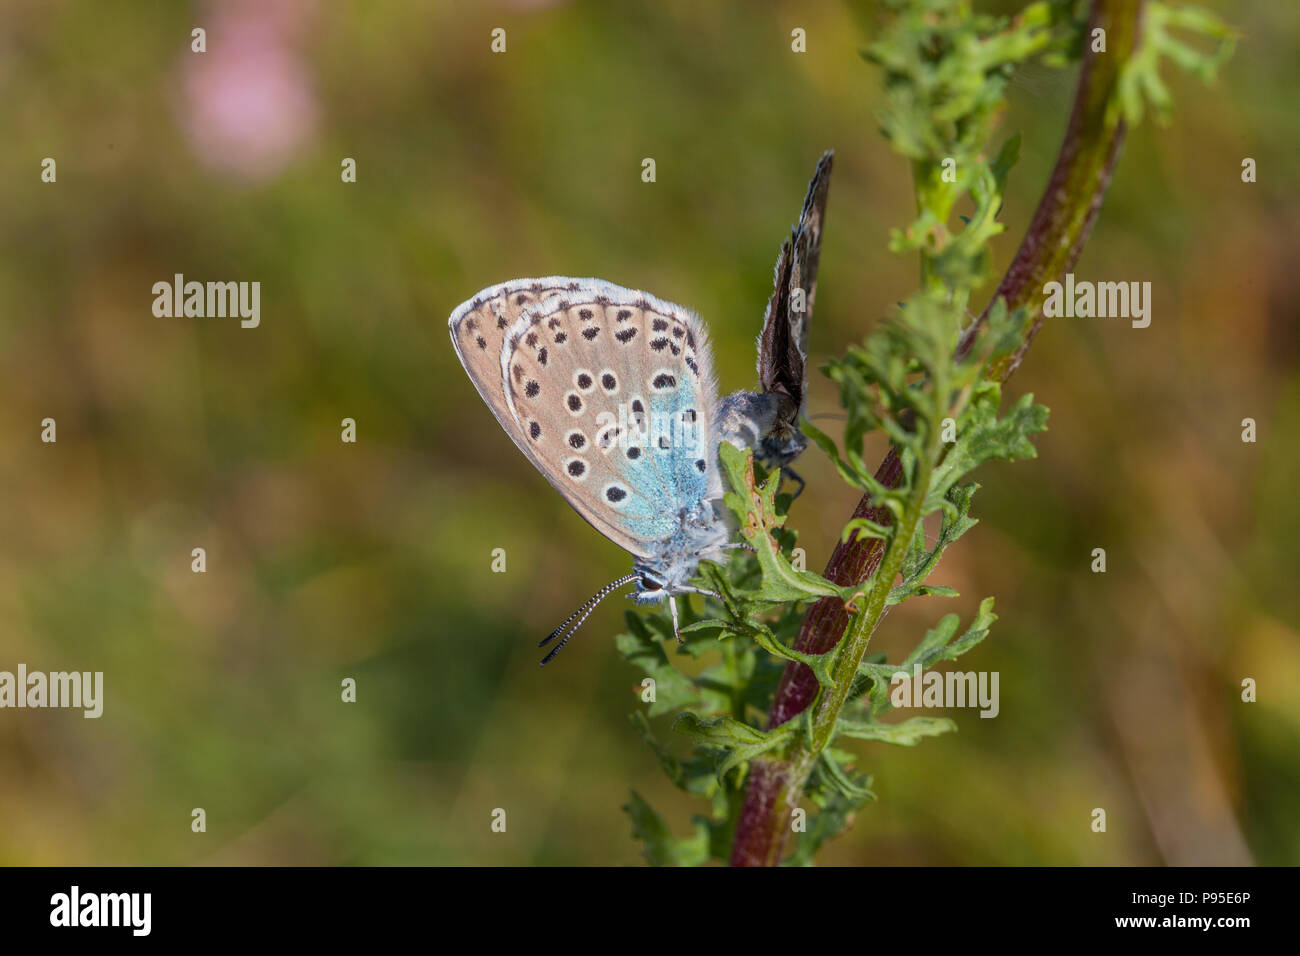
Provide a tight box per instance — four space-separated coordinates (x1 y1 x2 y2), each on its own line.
448 154 831 663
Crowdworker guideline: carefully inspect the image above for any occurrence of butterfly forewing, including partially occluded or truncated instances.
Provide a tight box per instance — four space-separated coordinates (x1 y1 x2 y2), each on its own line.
448 277 587 442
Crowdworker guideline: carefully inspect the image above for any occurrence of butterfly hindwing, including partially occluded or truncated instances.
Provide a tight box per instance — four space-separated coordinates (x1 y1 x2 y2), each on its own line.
452 278 719 560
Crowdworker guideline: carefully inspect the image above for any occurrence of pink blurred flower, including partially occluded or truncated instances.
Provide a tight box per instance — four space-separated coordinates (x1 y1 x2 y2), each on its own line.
181 0 319 182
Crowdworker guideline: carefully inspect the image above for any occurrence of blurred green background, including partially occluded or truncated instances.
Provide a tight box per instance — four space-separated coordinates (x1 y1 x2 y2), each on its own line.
1 0 1296 865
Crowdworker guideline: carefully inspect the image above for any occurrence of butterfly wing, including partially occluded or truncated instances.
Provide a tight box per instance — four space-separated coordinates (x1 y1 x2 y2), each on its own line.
758 151 833 440
450 278 719 560
449 276 591 443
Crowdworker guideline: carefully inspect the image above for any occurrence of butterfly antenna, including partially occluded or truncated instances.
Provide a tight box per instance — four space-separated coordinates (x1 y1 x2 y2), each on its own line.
538 573 638 666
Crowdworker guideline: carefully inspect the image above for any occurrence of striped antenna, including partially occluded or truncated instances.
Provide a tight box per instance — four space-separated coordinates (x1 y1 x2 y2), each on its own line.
538 573 639 666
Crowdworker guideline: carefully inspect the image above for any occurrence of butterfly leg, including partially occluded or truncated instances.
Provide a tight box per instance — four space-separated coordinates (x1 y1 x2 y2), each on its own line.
669 595 682 644
676 584 722 600
696 541 754 559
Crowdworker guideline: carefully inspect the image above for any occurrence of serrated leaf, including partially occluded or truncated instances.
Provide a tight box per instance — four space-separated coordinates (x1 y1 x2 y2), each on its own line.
889 482 980 605
926 390 1048 509
614 612 728 717
623 790 710 867
718 443 847 603
834 714 957 746
628 712 718 799
672 712 795 785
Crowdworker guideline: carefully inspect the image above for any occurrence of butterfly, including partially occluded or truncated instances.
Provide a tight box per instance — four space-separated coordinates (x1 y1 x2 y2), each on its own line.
447 155 833 664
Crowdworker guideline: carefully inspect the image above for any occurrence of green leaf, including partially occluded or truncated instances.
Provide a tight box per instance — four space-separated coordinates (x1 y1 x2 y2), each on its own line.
816 747 875 799
628 712 718 799
1113 2 1237 127
623 791 710 867
854 597 998 715
989 132 1021 193
834 714 957 746
614 612 728 717
717 442 847 604
926 389 1048 510
889 482 980 605
672 712 796 785
901 598 997 670
784 785 875 867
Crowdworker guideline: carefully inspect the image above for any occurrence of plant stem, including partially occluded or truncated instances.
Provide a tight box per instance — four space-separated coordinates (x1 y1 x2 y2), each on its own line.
729 0 1143 867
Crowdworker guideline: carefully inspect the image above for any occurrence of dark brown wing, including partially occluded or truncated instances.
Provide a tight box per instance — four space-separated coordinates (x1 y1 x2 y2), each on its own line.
756 151 833 463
